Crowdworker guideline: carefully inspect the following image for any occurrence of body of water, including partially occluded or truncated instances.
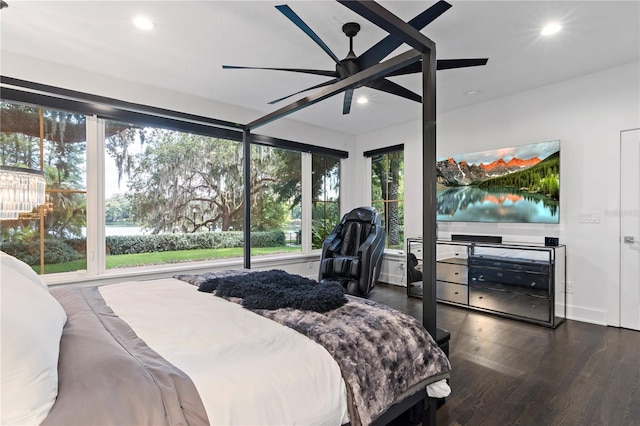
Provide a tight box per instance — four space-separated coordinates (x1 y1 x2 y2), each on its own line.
105 225 146 236
437 186 559 223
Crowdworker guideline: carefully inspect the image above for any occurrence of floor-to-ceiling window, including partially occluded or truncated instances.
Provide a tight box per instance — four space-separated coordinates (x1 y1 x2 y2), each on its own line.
0 101 87 274
312 154 340 249
249 145 302 256
0 91 344 276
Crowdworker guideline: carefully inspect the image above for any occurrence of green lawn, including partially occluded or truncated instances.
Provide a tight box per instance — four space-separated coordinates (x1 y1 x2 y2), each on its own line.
33 246 301 274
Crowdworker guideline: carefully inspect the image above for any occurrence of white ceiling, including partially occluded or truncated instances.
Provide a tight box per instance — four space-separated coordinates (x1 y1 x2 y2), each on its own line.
1 1 639 135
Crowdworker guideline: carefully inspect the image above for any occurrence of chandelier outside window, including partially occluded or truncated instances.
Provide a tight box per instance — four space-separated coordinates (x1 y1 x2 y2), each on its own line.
0 166 46 220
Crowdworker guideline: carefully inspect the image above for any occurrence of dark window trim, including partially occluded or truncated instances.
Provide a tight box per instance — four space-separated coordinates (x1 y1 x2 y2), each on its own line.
251 134 346 158
0 76 348 158
363 143 404 158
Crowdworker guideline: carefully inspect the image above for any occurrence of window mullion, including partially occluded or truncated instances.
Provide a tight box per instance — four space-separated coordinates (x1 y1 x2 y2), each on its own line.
85 116 106 276
301 153 312 253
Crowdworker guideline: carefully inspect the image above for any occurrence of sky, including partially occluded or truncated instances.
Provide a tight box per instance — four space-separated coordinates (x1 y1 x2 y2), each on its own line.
438 140 560 165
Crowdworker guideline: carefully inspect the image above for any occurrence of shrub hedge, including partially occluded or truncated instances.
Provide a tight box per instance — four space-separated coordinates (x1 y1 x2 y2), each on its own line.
1 239 80 265
1 231 286 264
105 231 286 255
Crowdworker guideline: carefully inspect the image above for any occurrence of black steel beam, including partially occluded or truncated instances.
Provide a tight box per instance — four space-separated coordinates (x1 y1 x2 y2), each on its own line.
243 128 251 269
1 76 244 131
337 1 436 53
246 49 421 130
422 48 438 338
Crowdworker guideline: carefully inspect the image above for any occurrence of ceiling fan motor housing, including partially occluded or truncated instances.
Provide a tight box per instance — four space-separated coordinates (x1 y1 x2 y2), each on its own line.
342 22 361 38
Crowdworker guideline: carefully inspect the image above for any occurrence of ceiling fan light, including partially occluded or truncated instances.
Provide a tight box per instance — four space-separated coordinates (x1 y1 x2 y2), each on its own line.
133 16 155 31
541 22 562 36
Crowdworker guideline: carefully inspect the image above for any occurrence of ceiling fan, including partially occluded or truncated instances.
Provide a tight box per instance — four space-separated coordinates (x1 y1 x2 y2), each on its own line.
223 1 488 115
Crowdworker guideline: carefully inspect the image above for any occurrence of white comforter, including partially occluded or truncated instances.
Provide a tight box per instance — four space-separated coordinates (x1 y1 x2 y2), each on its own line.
99 278 350 425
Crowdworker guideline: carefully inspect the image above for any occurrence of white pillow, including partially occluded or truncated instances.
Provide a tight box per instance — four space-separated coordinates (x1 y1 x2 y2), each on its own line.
0 251 49 292
1 253 67 425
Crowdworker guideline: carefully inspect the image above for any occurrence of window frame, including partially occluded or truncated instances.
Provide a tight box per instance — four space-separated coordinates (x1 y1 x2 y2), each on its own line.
365 145 405 251
1 79 347 281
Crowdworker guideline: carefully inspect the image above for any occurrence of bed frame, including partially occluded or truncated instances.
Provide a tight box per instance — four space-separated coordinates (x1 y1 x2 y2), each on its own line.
240 2 441 424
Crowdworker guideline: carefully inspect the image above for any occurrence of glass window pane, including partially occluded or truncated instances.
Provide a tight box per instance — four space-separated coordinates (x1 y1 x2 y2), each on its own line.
0 101 87 274
370 150 404 249
312 154 340 249
250 146 301 256
104 120 248 268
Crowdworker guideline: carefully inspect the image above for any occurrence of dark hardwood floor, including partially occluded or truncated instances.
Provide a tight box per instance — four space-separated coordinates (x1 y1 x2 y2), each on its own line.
369 283 640 426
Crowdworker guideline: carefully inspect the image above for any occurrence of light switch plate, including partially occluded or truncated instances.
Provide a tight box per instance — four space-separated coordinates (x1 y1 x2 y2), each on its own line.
579 211 600 223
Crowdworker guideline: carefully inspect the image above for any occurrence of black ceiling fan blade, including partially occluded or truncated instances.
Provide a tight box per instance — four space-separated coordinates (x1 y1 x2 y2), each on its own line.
275 4 342 65
385 62 422 76
268 78 340 104
364 78 422 103
436 58 489 70
343 89 354 115
356 0 452 70
222 65 337 78
385 58 489 76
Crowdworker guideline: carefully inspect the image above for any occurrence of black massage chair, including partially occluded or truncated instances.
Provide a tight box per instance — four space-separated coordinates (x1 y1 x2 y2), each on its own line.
318 207 385 297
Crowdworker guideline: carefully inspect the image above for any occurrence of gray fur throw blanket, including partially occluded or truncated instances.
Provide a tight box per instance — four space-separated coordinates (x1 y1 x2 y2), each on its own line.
174 269 450 426
177 269 347 313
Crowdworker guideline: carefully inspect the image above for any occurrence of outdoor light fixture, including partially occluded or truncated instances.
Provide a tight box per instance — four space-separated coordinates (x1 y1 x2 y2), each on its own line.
0 166 46 220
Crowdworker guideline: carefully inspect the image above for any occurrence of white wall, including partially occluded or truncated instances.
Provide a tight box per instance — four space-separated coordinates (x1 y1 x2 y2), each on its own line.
358 61 640 325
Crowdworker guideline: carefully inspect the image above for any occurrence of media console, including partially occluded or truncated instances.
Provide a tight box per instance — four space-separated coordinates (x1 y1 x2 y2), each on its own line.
407 238 566 328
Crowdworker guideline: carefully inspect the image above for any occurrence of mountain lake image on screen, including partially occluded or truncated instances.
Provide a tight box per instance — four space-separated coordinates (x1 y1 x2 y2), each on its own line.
436 140 560 223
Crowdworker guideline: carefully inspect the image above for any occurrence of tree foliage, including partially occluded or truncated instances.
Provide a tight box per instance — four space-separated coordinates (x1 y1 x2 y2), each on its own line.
125 131 293 234
105 193 132 223
478 152 560 200
372 151 404 247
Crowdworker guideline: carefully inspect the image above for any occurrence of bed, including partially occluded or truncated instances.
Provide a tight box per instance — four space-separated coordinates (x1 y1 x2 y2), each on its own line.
1 252 450 425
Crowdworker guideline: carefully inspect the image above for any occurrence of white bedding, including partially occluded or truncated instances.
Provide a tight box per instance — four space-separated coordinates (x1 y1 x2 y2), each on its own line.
99 278 350 425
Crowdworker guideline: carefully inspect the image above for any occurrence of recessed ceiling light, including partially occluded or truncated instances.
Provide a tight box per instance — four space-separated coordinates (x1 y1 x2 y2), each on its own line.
541 22 562 36
356 96 368 104
133 16 155 30
465 90 479 96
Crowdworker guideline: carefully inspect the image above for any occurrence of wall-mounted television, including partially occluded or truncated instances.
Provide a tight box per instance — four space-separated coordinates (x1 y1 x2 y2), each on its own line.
436 140 560 223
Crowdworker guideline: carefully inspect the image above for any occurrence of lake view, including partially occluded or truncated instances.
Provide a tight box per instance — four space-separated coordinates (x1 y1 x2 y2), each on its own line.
437 186 559 223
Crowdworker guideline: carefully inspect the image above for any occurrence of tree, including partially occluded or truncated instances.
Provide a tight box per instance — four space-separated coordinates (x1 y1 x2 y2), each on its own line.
127 131 288 234
105 194 132 223
270 152 341 246
372 151 404 247
105 124 142 187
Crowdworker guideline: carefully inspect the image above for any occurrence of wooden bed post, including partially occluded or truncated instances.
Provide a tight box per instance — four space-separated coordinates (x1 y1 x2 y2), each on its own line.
243 128 251 269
